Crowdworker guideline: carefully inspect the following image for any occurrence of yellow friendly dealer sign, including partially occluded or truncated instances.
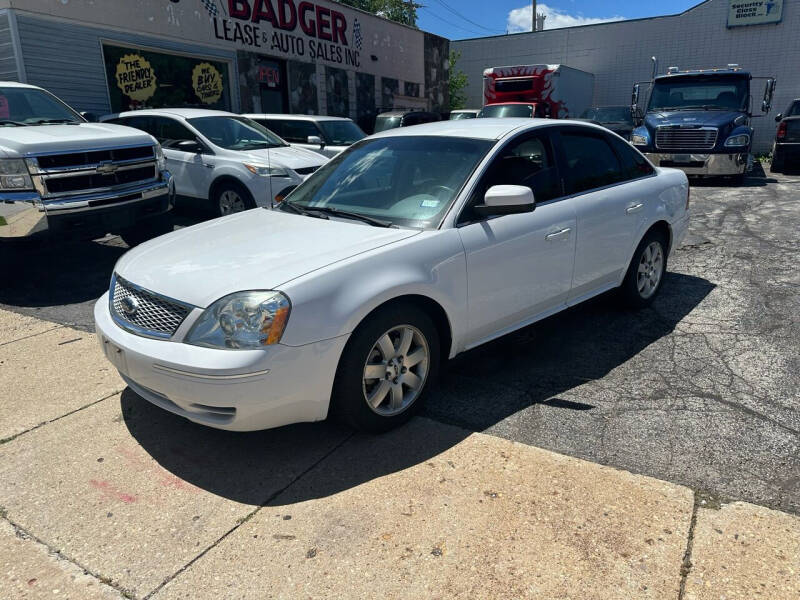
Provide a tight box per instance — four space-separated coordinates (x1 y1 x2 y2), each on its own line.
115 53 157 102
728 0 783 27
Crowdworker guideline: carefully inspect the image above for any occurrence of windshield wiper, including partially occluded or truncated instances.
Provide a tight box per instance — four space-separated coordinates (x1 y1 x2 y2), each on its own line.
305 206 395 228
34 118 79 125
0 119 26 126
278 201 329 220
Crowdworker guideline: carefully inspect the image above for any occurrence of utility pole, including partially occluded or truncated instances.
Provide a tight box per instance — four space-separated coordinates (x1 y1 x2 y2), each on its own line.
532 0 537 31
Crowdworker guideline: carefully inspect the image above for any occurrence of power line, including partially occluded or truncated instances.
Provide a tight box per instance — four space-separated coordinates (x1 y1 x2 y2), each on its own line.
419 7 496 37
432 0 503 34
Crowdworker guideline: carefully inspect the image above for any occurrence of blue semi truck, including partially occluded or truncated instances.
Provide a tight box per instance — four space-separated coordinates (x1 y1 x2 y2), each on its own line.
630 62 776 183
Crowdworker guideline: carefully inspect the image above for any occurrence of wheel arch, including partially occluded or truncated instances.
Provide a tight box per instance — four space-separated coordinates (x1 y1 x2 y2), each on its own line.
209 175 255 208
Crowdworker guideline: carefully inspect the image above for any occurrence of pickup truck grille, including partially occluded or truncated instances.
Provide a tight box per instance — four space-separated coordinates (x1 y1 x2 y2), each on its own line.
111 275 192 338
655 127 718 150
28 145 159 200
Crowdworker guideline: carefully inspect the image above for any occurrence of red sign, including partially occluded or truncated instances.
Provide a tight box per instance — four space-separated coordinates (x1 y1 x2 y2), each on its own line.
258 66 281 87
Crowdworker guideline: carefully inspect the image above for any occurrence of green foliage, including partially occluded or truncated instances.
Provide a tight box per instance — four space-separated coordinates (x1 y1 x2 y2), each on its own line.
335 0 420 27
448 50 469 111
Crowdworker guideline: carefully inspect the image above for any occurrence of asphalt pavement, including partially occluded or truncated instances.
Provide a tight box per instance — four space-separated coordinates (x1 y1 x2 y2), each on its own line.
2 168 798 515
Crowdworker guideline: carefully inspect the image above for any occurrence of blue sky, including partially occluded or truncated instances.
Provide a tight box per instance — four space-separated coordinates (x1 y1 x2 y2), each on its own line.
417 0 703 40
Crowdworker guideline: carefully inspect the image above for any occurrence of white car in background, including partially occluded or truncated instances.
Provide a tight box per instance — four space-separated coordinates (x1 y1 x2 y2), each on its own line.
244 113 366 158
95 119 689 434
102 109 327 215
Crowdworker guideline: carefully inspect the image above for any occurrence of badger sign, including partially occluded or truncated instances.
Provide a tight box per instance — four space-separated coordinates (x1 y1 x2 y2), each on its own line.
192 62 224 104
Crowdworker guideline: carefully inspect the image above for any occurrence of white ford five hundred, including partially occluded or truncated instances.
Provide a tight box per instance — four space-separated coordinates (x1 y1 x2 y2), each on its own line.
95 119 689 433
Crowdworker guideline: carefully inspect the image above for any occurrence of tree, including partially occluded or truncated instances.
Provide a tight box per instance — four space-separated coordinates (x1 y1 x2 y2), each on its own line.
448 50 469 110
335 1 420 27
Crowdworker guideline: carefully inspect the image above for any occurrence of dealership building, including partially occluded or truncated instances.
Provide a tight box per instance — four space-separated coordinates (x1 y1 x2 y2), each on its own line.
0 0 449 130
453 0 799 152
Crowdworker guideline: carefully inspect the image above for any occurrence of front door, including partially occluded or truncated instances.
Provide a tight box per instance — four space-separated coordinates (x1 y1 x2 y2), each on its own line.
457 131 577 347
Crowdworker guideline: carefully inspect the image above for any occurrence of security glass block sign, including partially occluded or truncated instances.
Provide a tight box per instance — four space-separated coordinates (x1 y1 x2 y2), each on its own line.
728 0 783 27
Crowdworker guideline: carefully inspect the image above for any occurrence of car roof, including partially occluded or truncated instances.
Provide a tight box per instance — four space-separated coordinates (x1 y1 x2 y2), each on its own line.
0 81 46 90
112 108 238 119
451 109 481 113
377 110 434 117
484 102 536 106
369 117 604 140
242 113 352 122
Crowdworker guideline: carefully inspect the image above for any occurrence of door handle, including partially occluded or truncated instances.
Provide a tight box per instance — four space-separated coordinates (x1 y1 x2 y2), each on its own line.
545 227 571 241
626 203 644 214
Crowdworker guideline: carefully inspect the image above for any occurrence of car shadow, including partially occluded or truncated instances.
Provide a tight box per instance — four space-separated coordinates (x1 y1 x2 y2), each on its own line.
689 161 775 187
121 271 715 506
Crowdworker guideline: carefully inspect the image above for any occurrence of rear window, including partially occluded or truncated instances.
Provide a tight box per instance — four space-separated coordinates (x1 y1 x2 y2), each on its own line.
373 116 402 132
479 104 533 118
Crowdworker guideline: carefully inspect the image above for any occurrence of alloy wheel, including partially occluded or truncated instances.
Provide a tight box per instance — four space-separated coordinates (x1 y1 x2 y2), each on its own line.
219 189 246 215
637 241 664 299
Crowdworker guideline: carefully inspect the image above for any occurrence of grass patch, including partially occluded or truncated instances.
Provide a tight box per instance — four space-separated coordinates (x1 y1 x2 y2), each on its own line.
0 216 7 226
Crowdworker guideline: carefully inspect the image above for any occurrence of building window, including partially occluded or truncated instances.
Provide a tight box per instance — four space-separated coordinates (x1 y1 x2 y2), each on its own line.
326 67 350 117
102 43 230 113
288 61 318 115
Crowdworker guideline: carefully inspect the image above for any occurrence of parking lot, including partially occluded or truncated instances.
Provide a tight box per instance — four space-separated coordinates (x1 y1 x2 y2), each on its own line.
1 167 799 599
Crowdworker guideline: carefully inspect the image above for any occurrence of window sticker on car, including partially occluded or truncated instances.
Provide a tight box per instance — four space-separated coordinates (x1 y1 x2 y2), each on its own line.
421 199 440 208
0 95 9 119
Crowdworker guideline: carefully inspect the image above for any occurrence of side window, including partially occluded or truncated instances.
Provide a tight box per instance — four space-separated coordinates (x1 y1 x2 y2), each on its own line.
458 133 559 224
120 116 157 138
608 135 655 181
279 120 319 143
262 119 286 137
559 131 624 194
151 117 195 149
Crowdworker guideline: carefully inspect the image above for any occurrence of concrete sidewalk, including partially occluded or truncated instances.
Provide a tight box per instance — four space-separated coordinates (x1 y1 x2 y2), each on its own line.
1 308 798 599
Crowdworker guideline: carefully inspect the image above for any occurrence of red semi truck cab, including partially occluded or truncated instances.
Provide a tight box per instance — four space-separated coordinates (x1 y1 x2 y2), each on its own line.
482 64 594 119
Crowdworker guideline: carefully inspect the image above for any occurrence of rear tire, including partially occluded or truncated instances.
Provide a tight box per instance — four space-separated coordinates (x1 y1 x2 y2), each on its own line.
119 218 173 247
619 229 668 308
330 304 440 433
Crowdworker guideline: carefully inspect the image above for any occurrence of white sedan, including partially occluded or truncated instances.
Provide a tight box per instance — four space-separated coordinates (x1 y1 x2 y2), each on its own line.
95 119 689 433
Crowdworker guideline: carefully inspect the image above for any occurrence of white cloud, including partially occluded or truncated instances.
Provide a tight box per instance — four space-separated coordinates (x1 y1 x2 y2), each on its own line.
507 3 625 33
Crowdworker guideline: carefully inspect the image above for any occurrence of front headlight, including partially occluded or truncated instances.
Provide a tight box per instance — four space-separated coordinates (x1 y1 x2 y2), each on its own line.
155 144 166 171
631 133 649 146
0 159 33 191
185 291 290 350
244 163 289 178
724 134 750 147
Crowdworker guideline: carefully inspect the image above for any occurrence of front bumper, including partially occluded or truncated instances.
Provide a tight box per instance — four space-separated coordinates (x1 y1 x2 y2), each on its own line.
643 152 748 176
94 293 349 431
0 171 173 240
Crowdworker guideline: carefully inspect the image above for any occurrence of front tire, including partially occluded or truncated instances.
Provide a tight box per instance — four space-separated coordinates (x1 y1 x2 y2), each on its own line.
620 229 668 308
330 304 440 433
212 181 254 217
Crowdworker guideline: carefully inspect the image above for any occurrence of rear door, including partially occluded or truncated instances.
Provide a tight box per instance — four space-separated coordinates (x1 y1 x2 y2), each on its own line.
554 127 654 302
457 130 577 346
152 116 215 200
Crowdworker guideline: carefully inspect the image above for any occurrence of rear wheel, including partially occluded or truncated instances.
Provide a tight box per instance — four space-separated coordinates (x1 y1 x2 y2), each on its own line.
213 181 254 217
619 229 668 308
330 304 439 433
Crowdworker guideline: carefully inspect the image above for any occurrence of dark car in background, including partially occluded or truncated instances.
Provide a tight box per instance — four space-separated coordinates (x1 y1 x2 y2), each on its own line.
577 106 635 140
373 110 440 132
771 99 800 173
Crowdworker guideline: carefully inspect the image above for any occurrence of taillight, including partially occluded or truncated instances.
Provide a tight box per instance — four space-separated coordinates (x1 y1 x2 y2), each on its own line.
777 121 787 140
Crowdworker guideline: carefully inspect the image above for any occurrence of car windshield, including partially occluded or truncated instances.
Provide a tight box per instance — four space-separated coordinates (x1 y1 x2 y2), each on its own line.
580 107 632 123
450 112 477 120
319 120 366 145
188 116 287 150
373 116 402 132
0 86 81 125
648 76 748 111
478 104 533 118
282 136 494 229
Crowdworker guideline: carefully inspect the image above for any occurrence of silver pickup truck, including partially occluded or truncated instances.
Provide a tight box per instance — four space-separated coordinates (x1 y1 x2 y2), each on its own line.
0 82 172 245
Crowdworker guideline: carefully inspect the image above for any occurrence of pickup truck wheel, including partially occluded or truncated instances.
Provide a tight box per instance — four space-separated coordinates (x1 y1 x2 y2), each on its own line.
620 230 668 308
213 182 254 217
119 219 173 247
330 304 439 433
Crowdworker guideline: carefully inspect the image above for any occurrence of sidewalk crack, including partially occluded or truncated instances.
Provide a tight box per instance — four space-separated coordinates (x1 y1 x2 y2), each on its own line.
143 430 356 599
0 324 65 347
678 491 700 600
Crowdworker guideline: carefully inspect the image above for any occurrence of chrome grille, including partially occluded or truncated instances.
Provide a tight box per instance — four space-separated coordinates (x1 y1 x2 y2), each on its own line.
28 145 158 200
655 127 718 150
111 275 192 338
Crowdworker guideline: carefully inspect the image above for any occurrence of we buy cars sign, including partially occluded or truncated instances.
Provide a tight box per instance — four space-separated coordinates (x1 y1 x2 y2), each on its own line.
209 0 363 67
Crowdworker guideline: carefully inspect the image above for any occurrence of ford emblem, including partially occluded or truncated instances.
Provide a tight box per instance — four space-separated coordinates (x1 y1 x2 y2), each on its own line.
120 296 139 319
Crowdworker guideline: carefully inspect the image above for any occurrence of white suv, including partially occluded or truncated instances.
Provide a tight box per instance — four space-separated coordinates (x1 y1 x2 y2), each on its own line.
102 109 327 215
243 114 366 158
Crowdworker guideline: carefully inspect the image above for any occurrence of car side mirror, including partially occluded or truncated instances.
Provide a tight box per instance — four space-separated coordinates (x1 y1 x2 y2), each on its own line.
775 113 783 122
307 135 324 147
81 111 98 122
473 185 535 217
175 139 203 153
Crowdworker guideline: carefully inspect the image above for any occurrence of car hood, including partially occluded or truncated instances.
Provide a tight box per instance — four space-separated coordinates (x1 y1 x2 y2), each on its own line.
0 123 155 158
114 209 420 308
240 145 327 170
644 110 743 129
